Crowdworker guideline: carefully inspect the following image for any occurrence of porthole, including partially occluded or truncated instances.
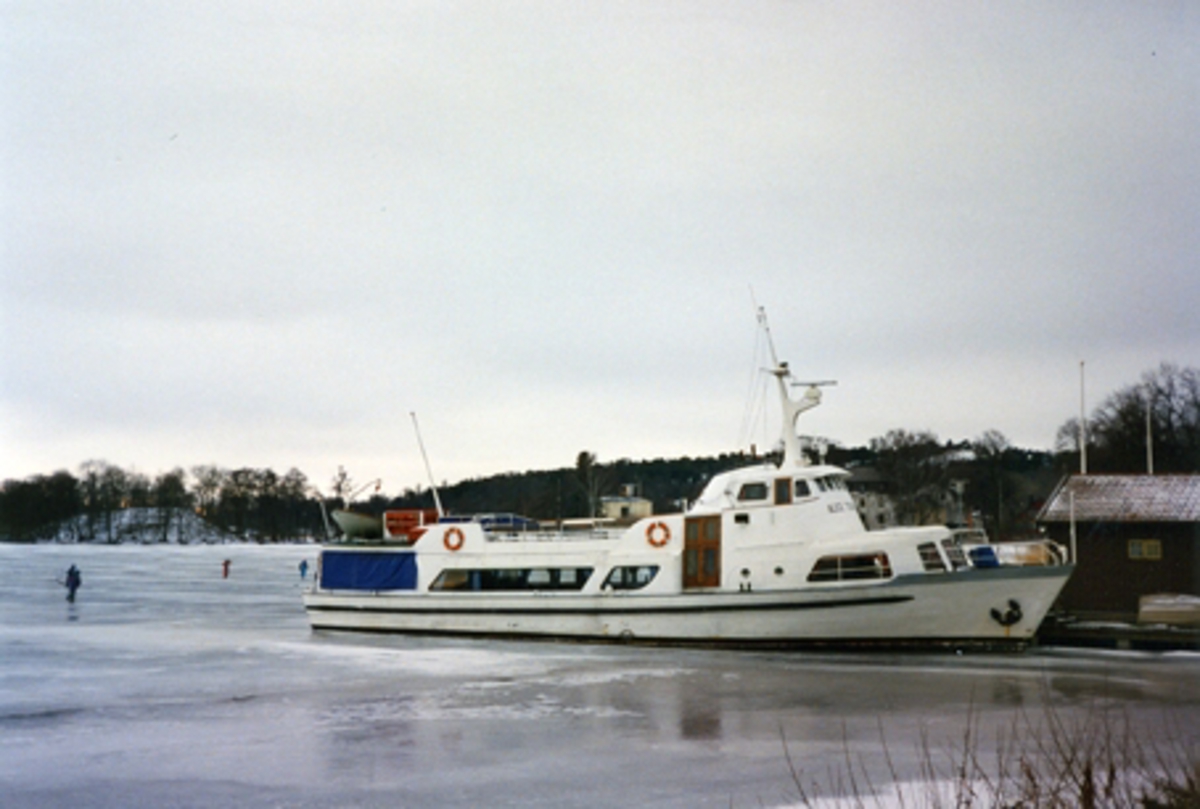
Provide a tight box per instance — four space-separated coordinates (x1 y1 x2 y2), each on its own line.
774 566 784 576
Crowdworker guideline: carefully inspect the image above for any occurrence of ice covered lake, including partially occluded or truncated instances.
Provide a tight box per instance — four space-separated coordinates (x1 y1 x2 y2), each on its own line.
2 543 1197 808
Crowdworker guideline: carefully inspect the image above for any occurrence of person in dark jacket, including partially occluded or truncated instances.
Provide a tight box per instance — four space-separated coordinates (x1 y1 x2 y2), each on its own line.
64 565 81 603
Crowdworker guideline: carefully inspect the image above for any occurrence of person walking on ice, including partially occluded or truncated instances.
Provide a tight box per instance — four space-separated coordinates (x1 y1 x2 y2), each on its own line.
64 565 81 603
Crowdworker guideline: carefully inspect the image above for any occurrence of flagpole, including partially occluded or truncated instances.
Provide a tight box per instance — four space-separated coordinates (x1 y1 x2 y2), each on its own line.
1079 361 1088 475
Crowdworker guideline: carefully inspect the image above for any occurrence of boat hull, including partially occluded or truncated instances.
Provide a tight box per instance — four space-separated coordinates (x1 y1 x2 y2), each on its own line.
304 565 1071 650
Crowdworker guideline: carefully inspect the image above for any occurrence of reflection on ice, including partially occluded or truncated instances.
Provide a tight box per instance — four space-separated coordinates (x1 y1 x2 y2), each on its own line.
1 544 1197 808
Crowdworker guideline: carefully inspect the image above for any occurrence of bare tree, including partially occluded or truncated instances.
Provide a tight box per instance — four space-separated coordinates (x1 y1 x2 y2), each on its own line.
190 465 224 518
152 468 190 543
869 430 949 526
971 430 1012 539
1058 363 1200 473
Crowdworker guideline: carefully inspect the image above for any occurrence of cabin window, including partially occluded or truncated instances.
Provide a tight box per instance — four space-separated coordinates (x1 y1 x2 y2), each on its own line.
816 476 846 491
603 565 660 590
807 553 893 583
941 539 969 570
429 567 593 592
1128 539 1162 561
917 542 946 572
737 483 769 501
794 480 812 498
775 478 793 505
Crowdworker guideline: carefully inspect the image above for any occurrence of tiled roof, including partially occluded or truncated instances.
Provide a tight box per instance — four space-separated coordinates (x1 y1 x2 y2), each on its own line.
1038 475 1200 523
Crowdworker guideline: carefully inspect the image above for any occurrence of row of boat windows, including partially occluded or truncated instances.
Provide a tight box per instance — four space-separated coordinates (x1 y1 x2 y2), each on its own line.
429 565 661 592
736 475 847 502
425 553 899 591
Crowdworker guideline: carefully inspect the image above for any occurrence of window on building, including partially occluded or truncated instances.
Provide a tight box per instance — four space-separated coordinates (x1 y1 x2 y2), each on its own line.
1128 539 1162 561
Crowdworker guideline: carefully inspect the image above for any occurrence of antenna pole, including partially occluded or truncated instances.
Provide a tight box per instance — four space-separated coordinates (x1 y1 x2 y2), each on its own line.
410 412 444 517
1079 361 1088 475
1145 385 1154 475
756 304 781 369
1069 489 1077 564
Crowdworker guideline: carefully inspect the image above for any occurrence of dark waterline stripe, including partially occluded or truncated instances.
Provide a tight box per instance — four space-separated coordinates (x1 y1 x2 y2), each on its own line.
306 593 914 617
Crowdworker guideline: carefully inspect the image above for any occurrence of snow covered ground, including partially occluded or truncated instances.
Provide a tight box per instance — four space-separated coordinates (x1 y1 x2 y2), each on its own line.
20 507 241 544
1 544 1197 808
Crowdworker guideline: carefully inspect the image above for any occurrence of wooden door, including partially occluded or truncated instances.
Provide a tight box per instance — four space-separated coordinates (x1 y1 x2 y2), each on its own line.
683 516 721 589
775 477 793 505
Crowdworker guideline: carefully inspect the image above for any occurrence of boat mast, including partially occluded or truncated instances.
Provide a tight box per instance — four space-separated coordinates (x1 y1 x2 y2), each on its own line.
758 307 833 468
410 411 445 517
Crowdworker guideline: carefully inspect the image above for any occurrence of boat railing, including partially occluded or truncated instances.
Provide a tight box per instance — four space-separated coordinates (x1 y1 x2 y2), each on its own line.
963 538 1068 568
486 529 627 543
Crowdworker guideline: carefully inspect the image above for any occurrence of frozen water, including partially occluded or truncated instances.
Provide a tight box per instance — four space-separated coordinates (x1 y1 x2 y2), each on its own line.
1 544 1197 808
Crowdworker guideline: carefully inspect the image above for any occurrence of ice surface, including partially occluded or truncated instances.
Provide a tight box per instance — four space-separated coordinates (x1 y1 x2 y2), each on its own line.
2 544 1197 808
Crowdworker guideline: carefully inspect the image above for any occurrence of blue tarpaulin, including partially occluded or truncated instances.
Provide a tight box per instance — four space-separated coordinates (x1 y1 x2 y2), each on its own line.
320 550 417 591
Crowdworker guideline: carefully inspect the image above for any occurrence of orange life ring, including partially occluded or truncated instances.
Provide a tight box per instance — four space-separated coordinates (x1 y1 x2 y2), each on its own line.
443 526 465 552
646 521 671 548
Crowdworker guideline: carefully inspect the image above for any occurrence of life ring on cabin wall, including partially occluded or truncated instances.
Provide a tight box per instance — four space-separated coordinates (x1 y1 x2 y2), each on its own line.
646 521 671 548
443 526 465 552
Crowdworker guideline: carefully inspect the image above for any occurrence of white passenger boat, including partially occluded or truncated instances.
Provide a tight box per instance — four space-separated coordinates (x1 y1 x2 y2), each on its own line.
304 323 1073 649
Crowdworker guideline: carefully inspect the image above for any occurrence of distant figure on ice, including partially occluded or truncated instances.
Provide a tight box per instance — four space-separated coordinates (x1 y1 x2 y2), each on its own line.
222 559 231 579
299 559 309 580
64 565 81 603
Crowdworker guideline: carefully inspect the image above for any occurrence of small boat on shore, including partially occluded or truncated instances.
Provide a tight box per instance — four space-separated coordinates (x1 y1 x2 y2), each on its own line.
303 316 1073 649
330 509 382 540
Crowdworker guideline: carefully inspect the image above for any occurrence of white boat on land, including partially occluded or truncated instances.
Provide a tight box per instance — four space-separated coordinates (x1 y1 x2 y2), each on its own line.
330 509 382 540
303 317 1073 649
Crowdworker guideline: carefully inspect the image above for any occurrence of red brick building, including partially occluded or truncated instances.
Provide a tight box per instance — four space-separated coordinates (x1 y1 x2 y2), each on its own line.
1037 475 1200 621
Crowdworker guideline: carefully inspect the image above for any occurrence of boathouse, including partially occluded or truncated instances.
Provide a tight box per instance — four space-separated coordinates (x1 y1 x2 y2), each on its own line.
1036 475 1200 621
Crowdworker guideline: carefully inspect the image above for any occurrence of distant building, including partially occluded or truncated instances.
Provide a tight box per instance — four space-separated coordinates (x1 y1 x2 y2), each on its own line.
599 492 653 523
846 467 896 530
1037 475 1200 621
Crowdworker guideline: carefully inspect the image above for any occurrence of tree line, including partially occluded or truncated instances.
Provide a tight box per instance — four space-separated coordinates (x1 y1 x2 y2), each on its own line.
3 363 1196 543
0 462 323 543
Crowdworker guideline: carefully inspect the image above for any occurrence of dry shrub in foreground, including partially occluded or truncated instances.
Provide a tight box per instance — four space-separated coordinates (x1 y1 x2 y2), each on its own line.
779 698 1198 808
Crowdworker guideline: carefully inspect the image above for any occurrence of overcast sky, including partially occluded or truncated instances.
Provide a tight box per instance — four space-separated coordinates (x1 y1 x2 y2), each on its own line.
2 1 1197 495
